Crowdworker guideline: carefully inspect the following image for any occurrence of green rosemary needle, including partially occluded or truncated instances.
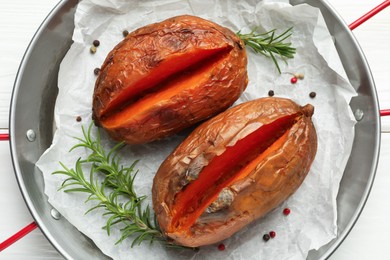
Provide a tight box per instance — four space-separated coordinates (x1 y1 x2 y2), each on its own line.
237 27 296 73
52 123 166 247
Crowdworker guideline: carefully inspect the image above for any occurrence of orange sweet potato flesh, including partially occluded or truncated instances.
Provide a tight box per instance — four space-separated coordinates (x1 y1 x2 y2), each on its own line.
92 15 248 144
152 97 317 247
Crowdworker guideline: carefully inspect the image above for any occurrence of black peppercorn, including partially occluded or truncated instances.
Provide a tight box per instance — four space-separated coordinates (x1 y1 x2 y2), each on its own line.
263 234 270 242
122 29 129 37
309 92 316 98
93 40 100 47
94 67 101 75
268 90 274 97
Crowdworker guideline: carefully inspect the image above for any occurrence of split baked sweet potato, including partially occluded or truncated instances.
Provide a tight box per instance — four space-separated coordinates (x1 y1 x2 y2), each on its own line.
92 15 248 144
152 97 317 247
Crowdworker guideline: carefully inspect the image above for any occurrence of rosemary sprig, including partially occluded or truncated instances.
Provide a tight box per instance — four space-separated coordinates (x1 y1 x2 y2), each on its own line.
237 27 296 73
52 123 165 247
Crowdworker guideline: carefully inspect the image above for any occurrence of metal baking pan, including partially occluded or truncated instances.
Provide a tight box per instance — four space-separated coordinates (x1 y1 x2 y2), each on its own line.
9 0 381 258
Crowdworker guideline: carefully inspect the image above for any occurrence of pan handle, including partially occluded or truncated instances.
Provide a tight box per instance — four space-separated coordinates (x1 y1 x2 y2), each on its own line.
0 131 39 251
349 0 390 117
0 133 9 141
349 0 390 30
0 222 38 252
380 110 390 117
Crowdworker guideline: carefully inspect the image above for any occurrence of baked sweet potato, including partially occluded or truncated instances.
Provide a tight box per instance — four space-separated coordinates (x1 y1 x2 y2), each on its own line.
92 15 248 144
152 97 317 247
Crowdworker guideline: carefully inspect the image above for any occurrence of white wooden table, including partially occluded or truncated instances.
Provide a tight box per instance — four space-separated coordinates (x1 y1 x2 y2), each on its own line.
0 0 389 259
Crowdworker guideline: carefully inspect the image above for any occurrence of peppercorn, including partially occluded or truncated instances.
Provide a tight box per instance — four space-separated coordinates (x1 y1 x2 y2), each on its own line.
90 46 97 54
283 208 291 216
268 90 274 97
94 68 101 75
92 40 100 47
290 77 298 84
122 29 129 37
309 92 316 98
76 116 82 122
263 234 270 242
269 231 276 238
218 243 225 251
295 73 304 80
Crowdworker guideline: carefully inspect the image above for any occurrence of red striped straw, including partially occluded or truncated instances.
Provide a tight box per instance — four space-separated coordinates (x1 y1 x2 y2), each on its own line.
0 222 38 252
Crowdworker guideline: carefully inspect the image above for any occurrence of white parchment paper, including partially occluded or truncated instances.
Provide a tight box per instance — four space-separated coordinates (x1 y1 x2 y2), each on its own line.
36 0 357 259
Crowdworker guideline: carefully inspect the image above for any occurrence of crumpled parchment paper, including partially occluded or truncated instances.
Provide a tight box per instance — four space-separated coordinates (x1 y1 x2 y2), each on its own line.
36 0 357 259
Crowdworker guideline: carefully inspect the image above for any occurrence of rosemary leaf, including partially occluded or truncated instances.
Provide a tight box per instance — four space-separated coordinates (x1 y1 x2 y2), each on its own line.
237 27 296 73
53 123 167 247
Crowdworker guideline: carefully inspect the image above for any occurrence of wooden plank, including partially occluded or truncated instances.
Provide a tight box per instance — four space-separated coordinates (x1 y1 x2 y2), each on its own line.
0 0 59 128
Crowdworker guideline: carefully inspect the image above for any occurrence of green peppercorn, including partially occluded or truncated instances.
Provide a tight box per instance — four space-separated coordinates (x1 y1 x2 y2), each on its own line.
295 73 304 80
90 46 97 54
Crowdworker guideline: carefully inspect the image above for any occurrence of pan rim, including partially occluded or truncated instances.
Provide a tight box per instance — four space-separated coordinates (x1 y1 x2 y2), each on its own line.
8 0 381 259
9 0 76 258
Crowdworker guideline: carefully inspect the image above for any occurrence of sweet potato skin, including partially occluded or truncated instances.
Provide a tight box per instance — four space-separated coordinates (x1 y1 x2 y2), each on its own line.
152 97 317 247
92 15 248 144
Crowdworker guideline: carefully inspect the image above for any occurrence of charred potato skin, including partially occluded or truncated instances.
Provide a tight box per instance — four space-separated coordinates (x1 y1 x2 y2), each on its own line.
152 97 317 247
92 15 248 144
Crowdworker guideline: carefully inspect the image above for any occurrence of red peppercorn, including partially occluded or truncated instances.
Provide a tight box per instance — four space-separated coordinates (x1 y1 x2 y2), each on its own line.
218 243 225 251
283 208 291 216
269 231 276 238
290 77 298 84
